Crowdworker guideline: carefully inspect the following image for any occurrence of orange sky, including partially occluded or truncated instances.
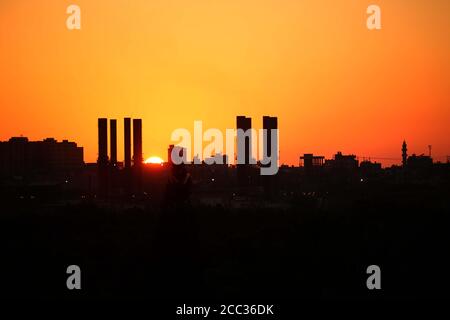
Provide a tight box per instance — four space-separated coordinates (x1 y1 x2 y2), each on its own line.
1 0 449 166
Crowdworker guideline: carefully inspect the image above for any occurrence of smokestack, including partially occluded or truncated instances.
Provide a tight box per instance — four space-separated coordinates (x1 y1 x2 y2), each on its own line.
236 116 252 164
263 116 277 159
110 119 117 165
236 116 252 187
124 118 131 168
97 118 108 165
133 119 143 166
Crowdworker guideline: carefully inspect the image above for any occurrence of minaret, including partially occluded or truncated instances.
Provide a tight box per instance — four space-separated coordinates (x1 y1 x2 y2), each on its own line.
402 140 408 167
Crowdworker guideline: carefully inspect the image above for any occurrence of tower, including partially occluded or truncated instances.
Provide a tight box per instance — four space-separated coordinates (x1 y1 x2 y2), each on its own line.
236 116 252 165
133 118 143 194
97 118 109 196
97 118 108 165
124 118 131 169
262 116 278 197
110 119 117 166
236 116 252 187
402 140 408 167
133 119 143 166
262 116 278 164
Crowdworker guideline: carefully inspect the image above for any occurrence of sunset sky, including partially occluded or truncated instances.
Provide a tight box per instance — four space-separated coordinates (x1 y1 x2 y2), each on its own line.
1 0 449 166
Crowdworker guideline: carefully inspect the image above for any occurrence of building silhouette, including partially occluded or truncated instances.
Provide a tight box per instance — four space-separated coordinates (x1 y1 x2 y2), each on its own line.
325 152 358 170
0 136 83 179
359 160 382 179
300 154 325 171
407 154 433 168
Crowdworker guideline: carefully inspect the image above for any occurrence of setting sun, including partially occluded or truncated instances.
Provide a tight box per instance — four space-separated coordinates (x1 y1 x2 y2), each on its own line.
144 156 164 165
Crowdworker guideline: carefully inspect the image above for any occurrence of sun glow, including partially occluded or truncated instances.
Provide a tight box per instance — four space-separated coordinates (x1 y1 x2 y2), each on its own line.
144 156 164 164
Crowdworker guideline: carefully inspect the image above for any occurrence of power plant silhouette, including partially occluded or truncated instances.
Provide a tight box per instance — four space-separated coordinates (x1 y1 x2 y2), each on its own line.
97 117 143 196
0 116 447 204
0 117 449 302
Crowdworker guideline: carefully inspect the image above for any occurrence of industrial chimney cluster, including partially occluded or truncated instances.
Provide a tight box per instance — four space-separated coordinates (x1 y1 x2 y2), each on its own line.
97 118 143 196
97 118 143 168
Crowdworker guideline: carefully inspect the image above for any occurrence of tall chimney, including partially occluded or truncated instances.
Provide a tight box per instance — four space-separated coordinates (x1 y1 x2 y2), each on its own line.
133 119 143 166
262 116 278 160
236 116 252 165
124 118 131 168
110 119 117 165
97 118 108 165
236 116 252 187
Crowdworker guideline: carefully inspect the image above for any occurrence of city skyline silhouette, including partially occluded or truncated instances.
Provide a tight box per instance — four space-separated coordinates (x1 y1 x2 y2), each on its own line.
2 1 450 167
1 115 447 203
1 118 448 168
1 0 450 306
